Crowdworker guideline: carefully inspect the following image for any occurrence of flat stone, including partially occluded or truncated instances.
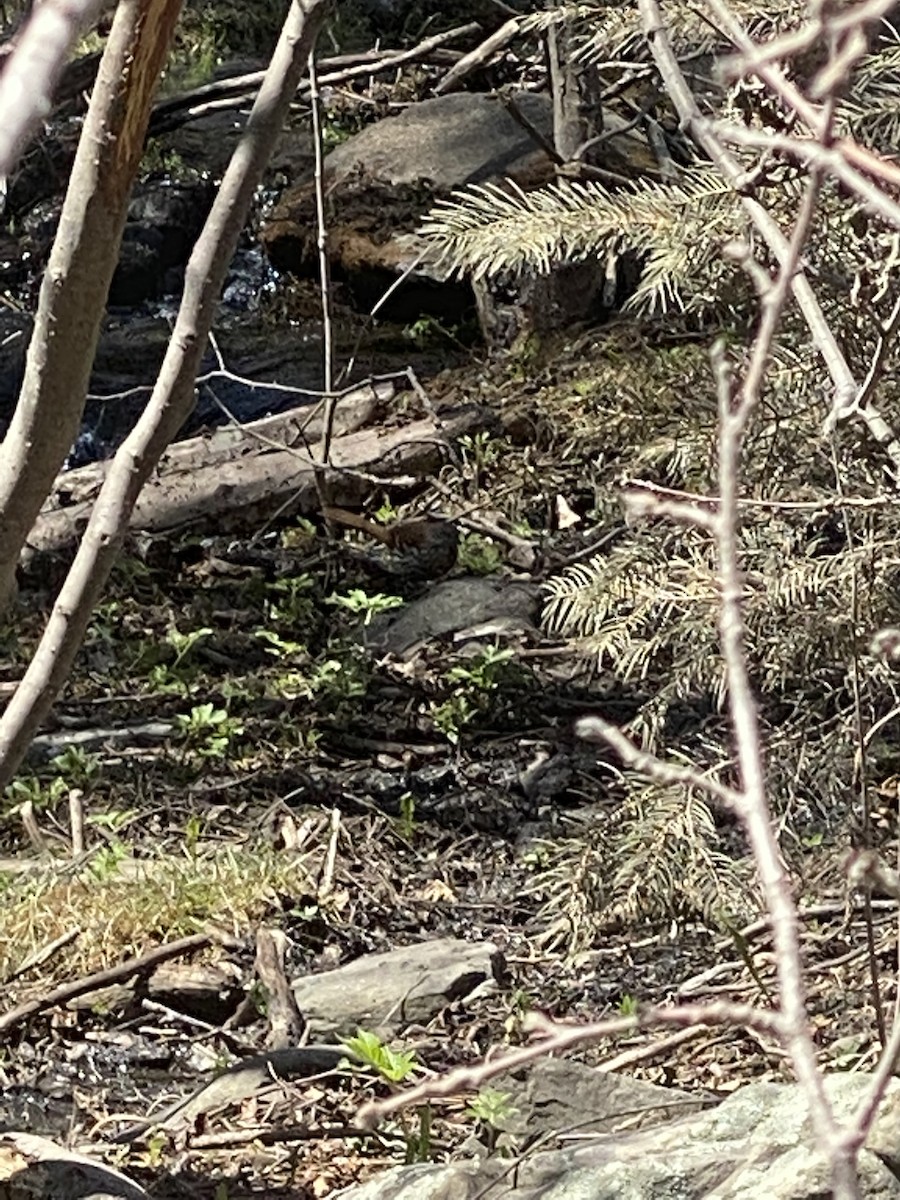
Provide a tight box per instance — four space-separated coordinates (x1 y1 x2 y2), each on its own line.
0 1132 149 1199
292 937 501 1038
364 577 540 657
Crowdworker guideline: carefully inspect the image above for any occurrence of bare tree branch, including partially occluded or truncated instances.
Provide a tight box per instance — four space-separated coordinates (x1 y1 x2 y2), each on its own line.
359 1002 784 1128
0 0 333 789
0 0 183 610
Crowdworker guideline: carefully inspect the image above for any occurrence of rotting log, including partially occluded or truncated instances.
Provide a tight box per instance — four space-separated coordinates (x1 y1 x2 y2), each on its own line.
23 401 493 563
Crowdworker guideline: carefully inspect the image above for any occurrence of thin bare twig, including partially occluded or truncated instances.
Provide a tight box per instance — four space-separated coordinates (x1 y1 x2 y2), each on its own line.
435 15 521 95
358 1002 783 1127
576 715 743 811
606 6 865 1192
150 22 483 131
308 48 338 524
638 0 857 414
0 0 332 790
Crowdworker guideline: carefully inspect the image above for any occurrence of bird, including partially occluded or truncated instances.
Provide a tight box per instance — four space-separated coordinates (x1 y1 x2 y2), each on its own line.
322 505 459 581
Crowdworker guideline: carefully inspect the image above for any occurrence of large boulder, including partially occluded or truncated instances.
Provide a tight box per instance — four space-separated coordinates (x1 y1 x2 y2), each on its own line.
262 90 653 339
262 91 559 326
266 90 656 339
333 1070 900 1199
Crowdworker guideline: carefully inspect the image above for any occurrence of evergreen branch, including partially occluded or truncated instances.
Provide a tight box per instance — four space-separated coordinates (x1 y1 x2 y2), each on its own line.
421 170 740 313
578 0 810 62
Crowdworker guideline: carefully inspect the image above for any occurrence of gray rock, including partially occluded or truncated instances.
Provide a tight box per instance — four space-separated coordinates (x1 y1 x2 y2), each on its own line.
261 92 559 326
364 577 540 657
262 90 650 337
0 1132 149 1198
498 1058 709 1141
331 1071 900 1199
322 91 555 194
293 938 501 1039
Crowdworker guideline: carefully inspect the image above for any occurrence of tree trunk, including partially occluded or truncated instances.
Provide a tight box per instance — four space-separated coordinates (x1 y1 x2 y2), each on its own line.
0 0 182 611
0 0 105 174
0 0 333 789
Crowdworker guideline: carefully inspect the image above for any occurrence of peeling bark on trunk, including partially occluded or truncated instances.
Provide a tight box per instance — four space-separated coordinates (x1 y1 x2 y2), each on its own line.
0 0 333 789
0 0 183 610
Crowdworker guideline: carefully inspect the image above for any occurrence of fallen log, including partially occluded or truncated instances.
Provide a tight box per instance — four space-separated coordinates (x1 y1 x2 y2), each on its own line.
23 394 493 563
49 379 390 507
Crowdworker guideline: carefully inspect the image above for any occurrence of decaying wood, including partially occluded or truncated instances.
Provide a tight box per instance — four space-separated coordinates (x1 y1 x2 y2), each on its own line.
0 931 217 1035
24 400 492 561
46 380 391 507
255 927 305 1049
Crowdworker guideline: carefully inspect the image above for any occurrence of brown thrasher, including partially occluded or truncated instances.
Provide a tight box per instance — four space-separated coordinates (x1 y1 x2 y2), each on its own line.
322 506 459 580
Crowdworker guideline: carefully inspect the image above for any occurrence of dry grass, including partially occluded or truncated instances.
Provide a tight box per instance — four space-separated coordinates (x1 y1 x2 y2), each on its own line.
0 844 316 985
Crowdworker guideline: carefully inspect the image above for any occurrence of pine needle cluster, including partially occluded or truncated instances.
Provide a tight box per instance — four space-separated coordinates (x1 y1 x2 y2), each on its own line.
532 330 900 933
419 4 900 938
420 6 900 328
526 783 757 952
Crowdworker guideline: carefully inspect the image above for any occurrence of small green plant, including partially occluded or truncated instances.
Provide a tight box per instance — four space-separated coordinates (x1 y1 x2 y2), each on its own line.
405 1102 432 1164
87 808 138 834
271 713 322 756
503 988 534 1038
86 841 130 882
430 693 478 745
174 703 243 760
4 774 68 813
343 1029 418 1082
139 1131 169 1170
255 630 309 661
458 431 507 487
49 747 99 787
466 1088 517 1152
295 728 322 754
145 625 213 695
508 988 533 1016
89 601 121 644
247 978 269 1019
184 814 205 852
265 574 316 624
373 501 399 524
402 315 468 350
618 993 639 1017
327 589 405 626
267 653 369 704
169 626 214 668
343 1030 431 1163
322 118 357 152
446 645 515 690
430 645 517 743
160 27 223 93
501 988 535 1046
140 140 192 181
314 655 368 700
467 1087 515 1125
510 517 538 539
457 532 504 575
396 792 418 840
